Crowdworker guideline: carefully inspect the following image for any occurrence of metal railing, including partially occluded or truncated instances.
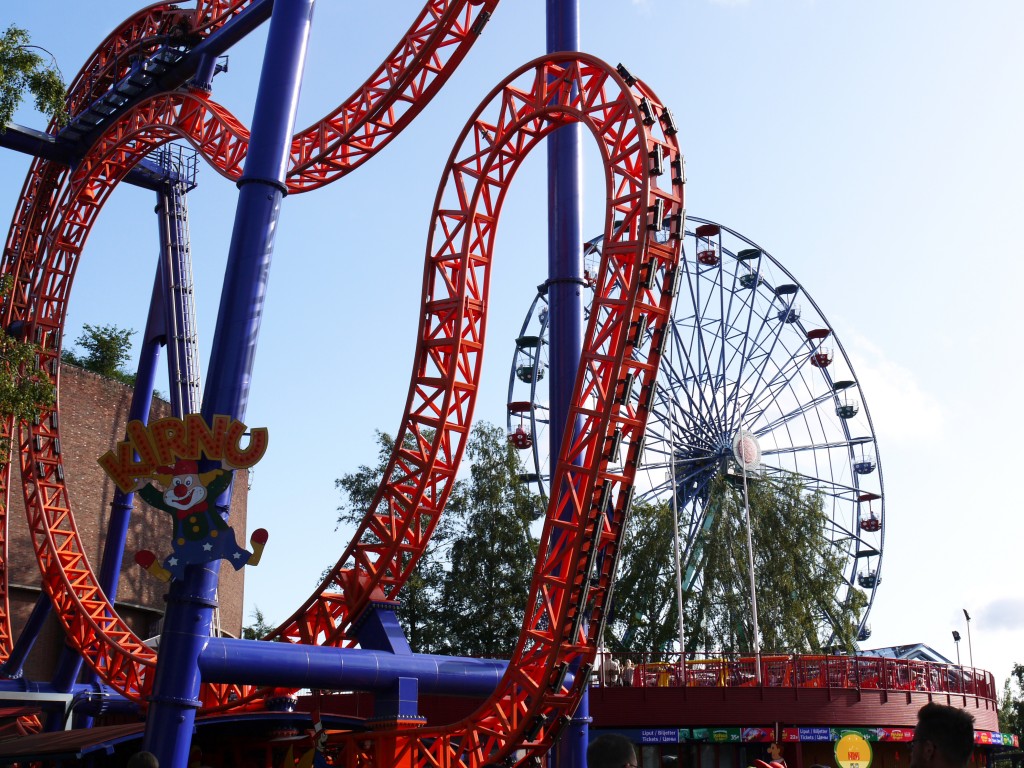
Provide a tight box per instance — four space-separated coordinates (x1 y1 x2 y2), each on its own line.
592 652 997 701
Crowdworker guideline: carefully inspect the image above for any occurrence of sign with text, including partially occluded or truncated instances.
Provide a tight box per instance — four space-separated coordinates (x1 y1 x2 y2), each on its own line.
835 731 873 768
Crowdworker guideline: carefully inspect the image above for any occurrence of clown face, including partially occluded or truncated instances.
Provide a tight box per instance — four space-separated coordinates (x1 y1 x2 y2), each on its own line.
163 473 207 511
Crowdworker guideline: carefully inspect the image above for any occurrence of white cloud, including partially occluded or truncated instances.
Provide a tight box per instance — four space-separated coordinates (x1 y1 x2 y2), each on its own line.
839 331 945 444
979 598 1024 632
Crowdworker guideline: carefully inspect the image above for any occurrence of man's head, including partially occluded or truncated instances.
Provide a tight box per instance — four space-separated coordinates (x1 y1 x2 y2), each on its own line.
587 733 637 768
911 703 975 768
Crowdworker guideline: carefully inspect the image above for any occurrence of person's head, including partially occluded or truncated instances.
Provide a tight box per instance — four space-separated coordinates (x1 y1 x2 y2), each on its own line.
768 742 784 761
127 751 159 768
587 733 637 768
911 703 975 768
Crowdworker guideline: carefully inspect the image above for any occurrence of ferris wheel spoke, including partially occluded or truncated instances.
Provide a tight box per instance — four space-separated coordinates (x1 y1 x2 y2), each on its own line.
742 337 826 428
733 319 812 431
756 461 864 505
678 263 728 428
650 378 716 439
663 323 724 434
719 288 764 433
748 383 837 440
760 435 874 457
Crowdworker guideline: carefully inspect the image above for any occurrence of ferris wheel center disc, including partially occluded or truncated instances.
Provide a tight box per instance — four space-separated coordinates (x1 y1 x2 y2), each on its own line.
732 430 761 471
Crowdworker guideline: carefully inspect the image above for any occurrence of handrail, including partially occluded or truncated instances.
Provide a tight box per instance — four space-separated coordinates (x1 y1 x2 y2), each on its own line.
592 652 997 701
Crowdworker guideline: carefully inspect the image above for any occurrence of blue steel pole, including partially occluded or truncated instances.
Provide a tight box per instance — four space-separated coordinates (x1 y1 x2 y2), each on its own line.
48 271 164 730
142 1 315 765
546 2 587 767
96 270 164 604
1 593 51 679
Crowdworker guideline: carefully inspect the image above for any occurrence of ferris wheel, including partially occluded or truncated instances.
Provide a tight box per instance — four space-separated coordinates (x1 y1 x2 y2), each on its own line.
507 216 884 645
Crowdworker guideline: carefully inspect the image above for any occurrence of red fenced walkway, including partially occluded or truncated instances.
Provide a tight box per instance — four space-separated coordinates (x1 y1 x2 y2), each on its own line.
594 652 997 702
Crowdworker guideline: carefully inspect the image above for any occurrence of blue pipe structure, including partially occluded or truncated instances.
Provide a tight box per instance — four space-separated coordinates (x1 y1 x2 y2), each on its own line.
142 1 316 765
199 639 508 696
96 271 164 606
0 679 138 717
0 594 51 679
47 272 163 730
545 1 588 767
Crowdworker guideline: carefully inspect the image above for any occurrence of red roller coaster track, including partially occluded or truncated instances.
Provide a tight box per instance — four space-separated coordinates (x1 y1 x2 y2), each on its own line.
0 0 497 707
0 5 684 766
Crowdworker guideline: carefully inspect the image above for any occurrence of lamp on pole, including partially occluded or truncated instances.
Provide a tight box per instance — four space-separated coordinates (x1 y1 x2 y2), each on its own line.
952 630 961 666
963 609 973 668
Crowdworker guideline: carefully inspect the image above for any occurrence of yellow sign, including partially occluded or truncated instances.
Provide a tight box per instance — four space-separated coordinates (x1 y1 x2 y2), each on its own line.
98 414 269 493
835 732 872 768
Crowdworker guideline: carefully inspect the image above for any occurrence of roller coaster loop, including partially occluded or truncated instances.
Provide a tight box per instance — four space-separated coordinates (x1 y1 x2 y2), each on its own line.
2 6 684 768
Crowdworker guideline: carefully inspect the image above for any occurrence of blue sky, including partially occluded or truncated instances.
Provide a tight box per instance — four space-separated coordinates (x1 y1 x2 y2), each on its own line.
2 0 1023 691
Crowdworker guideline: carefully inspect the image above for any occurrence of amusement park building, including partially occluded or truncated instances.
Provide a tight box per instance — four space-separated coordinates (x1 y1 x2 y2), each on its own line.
3 364 247 683
580 650 1013 768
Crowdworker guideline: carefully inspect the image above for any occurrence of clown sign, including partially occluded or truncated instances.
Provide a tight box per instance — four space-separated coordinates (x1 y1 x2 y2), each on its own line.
98 415 269 582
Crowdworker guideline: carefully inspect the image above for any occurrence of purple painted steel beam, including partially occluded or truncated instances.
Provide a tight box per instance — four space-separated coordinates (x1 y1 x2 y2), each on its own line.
0 593 51 679
142 1 315 766
96 270 164 605
199 639 507 696
0 123 191 190
48 271 163 729
546 2 588 767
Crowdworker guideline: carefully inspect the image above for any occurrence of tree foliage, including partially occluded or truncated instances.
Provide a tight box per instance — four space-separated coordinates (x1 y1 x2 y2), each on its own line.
241 606 274 640
607 499 679 653
1000 663 1024 737
62 324 137 385
436 422 538 658
335 422 538 657
0 277 56 456
0 24 66 130
609 472 865 656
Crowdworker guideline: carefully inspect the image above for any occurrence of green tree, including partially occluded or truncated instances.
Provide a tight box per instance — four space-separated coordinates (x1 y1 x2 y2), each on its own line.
1000 663 1024 737
335 422 540 657
608 472 865 656
689 473 864 654
0 278 56 456
436 422 538 659
0 24 66 130
62 324 137 386
606 499 679 654
242 606 274 640
335 430 452 653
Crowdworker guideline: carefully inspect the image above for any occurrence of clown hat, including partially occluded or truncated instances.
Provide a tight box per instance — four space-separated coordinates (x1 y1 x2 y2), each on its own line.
157 459 199 476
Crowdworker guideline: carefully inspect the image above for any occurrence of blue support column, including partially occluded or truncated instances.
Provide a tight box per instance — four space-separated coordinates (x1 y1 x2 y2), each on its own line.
142 2 315 766
48 271 164 730
546 2 589 767
1 593 51 679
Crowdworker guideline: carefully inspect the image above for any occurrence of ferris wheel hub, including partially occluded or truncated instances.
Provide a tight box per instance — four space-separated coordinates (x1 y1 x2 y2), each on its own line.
731 430 761 472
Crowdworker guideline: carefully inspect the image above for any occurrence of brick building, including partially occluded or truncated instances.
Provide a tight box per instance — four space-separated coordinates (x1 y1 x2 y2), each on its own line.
5 363 247 683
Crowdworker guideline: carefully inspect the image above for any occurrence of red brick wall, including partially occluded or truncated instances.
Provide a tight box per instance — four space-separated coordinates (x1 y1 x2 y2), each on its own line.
5 364 247 682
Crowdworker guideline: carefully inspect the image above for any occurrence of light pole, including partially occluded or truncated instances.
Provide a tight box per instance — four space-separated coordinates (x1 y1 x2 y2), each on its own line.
963 609 974 668
952 630 961 666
